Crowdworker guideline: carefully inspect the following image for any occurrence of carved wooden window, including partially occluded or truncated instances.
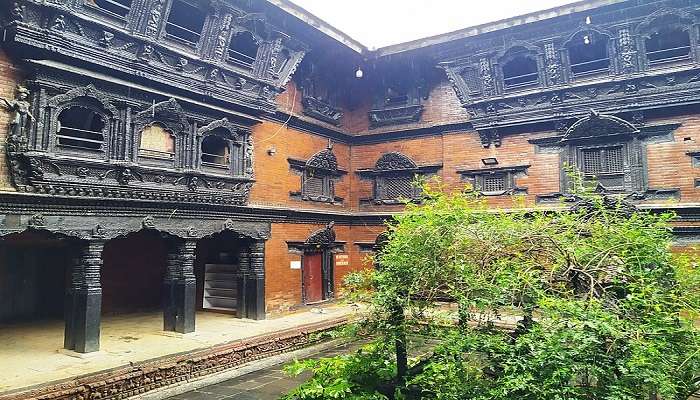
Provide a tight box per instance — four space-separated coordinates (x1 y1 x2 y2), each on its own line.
228 32 258 68
567 32 610 77
459 166 529 196
578 145 625 189
201 135 230 168
481 174 506 192
357 153 440 205
139 124 174 161
461 67 482 95
56 106 105 151
502 56 538 89
375 175 417 201
165 0 205 45
90 0 131 17
645 27 691 64
302 170 334 201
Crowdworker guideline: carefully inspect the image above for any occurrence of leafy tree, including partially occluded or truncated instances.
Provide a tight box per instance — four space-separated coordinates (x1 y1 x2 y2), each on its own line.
285 181 700 400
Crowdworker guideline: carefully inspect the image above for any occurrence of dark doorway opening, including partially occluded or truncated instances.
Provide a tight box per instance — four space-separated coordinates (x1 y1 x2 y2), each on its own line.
195 232 244 315
101 230 167 315
0 231 73 322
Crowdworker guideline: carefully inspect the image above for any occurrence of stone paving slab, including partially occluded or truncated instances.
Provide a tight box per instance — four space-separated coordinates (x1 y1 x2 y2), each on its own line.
166 342 358 400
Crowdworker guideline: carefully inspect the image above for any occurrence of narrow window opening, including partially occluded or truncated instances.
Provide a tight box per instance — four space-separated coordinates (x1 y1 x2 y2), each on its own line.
568 34 610 76
165 0 205 45
56 107 105 151
91 0 131 17
201 135 230 168
228 32 258 67
502 56 538 89
646 28 691 64
139 124 174 161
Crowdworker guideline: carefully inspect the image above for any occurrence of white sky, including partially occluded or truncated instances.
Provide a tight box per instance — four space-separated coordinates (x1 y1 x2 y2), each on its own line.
290 0 583 48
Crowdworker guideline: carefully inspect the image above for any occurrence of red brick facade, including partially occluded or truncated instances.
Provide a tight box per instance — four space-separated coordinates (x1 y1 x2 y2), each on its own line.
1 0 700 318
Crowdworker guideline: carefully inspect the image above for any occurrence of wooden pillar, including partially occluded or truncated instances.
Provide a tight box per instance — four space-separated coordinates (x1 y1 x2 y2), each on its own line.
163 239 196 333
64 240 103 353
236 240 265 320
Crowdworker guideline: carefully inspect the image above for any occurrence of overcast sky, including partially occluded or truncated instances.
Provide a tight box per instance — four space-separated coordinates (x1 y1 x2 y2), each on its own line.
290 0 583 48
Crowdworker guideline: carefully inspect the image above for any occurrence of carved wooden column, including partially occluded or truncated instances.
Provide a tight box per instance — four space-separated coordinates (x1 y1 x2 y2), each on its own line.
64 240 104 353
247 240 266 320
237 240 266 320
163 239 196 333
236 246 250 319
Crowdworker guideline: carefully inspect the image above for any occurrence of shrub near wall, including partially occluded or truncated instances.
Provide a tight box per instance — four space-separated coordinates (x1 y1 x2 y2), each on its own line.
284 181 700 400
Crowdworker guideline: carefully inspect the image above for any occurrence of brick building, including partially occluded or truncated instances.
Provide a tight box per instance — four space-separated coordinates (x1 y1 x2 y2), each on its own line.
0 0 699 357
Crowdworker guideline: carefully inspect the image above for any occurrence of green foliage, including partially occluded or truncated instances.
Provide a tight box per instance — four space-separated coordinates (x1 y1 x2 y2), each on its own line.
285 181 700 400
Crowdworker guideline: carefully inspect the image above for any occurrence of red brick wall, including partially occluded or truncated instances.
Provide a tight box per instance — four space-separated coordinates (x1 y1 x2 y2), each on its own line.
249 120 351 211
264 222 383 315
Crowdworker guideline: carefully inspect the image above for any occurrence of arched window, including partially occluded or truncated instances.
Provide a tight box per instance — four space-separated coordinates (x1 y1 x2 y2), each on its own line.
645 27 691 64
502 55 538 89
91 0 131 17
139 124 174 161
201 135 230 168
567 32 610 76
228 32 258 67
165 0 205 45
56 106 105 151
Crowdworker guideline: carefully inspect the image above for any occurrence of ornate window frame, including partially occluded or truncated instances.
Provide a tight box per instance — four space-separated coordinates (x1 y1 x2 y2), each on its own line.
288 143 346 204
530 110 680 203
196 118 250 177
356 152 441 205
636 8 698 70
562 26 614 81
458 165 529 196
47 85 118 160
132 99 188 168
496 43 543 92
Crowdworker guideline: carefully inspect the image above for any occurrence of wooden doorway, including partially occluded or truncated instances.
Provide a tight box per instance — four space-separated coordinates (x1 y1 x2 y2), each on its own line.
303 251 333 304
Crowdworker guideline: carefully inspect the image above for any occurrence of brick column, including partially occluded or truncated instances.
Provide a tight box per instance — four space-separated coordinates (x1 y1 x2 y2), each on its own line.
64 240 103 353
163 239 196 333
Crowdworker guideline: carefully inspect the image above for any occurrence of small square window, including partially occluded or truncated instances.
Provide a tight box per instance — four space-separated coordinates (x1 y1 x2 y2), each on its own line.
482 174 506 192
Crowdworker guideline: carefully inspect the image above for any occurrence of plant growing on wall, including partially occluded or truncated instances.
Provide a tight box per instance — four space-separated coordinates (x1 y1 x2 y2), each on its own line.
284 180 700 400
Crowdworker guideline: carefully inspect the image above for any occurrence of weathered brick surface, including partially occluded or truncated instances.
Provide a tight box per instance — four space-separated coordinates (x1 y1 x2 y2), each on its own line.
264 222 383 314
249 120 351 211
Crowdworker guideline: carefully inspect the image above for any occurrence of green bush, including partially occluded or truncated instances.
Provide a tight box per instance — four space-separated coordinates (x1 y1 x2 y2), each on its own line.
285 181 700 400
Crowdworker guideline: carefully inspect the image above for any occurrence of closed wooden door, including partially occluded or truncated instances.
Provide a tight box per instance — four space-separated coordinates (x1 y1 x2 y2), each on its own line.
303 252 323 304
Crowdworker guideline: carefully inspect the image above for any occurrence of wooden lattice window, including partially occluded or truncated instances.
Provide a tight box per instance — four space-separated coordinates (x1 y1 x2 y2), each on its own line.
461 67 482 94
581 146 623 175
56 106 105 151
376 175 417 201
302 170 334 201
481 174 506 192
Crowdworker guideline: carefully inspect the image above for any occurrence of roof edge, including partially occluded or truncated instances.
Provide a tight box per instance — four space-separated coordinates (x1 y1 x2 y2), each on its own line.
266 0 368 54
374 0 626 57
